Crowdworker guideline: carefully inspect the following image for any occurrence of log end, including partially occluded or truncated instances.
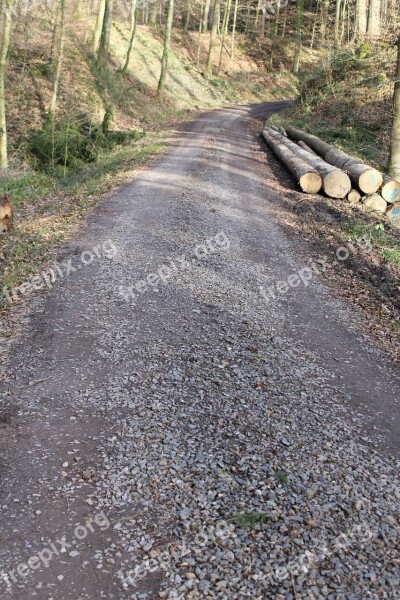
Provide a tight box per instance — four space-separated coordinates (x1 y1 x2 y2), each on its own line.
347 189 361 204
358 169 383 194
323 171 352 199
386 202 400 228
299 172 322 194
363 194 387 213
381 179 400 204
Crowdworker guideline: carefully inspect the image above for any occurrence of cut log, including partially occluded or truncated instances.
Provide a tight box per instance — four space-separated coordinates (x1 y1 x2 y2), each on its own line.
286 126 383 194
363 194 387 213
343 161 383 195
381 176 400 204
265 128 351 198
261 129 322 194
386 202 400 228
270 124 287 136
347 189 361 204
298 140 317 155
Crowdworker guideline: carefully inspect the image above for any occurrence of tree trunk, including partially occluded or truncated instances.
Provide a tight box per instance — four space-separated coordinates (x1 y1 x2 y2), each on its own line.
286 126 383 193
262 129 322 194
268 128 351 198
48 0 66 117
148 1 158 25
157 0 174 99
292 0 304 74
197 0 204 68
205 0 220 77
121 0 138 76
202 0 211 31
230 0 238 61
97 0 114 67
310 0 320 48
356 0 368 37
320 0 330 45
334 0 342 45
183 0 191 33
218 0 231 73
93 0 106 53
269 1 281 68
50 2 61 61
0 0 12 170
388 35 400 181
281 0 289 38
367 0 380 37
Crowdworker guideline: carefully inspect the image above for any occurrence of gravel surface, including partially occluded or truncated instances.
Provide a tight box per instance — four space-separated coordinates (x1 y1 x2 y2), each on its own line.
0 103 399 599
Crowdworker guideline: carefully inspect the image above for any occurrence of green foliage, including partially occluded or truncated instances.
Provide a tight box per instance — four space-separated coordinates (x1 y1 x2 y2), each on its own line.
229 512 268 528
344 219 400 267
276 471 289 485
28 114 145 172
0 172 54 206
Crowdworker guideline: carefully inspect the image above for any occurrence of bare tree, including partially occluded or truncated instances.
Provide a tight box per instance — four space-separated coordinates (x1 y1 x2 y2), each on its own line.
230 0 238 61
389 35 400 180
367 0 381 37
157 0 174 99
93 0 106 53
97 0 114 67
205 0 220 76
202 0 211 31
148 0 159 24
320 0 330 45
0 0 13 170
121 0 138 76
293 0 304 73
218 0 231 73
48 0 66 117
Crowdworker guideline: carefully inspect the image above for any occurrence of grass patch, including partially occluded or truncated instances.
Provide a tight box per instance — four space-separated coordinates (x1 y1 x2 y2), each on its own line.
343 219 400 267
228 512 268 528
0 133 166 311
276 471 289 485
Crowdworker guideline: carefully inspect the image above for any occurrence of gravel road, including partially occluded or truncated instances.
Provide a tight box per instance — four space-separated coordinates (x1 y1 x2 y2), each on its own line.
0 103 399 599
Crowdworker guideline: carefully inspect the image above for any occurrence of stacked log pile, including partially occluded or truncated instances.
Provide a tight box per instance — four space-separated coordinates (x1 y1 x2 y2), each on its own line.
262 125 400 228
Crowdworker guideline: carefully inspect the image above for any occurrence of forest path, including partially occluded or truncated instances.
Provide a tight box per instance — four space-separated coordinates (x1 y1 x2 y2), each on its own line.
0 103 399 599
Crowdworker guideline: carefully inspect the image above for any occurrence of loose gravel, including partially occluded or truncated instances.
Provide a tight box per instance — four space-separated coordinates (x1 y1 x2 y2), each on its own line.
0 103 399 600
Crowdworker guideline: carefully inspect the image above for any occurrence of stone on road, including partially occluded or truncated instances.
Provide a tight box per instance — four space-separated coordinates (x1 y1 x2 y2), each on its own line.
0 103 399 599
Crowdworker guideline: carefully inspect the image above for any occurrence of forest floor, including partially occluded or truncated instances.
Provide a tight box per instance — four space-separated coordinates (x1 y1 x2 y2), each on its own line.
0 102 399 599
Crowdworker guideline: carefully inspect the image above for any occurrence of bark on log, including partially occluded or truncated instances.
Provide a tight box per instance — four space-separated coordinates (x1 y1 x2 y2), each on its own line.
286 126 383 193
347 189 361 203
381 176 400 204
386 202 400 228
363 194 387 213
261 129 322 194
298 140 317 155
265 128 351 198
270 124 287 136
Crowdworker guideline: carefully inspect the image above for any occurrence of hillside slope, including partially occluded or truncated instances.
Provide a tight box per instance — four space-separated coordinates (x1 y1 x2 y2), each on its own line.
0 13 297 312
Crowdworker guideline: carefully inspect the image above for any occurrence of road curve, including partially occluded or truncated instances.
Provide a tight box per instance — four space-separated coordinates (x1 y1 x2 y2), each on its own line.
0 103 399 599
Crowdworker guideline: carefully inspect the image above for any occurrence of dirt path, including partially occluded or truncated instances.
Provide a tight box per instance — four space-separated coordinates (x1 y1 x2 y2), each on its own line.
0 103 399 599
